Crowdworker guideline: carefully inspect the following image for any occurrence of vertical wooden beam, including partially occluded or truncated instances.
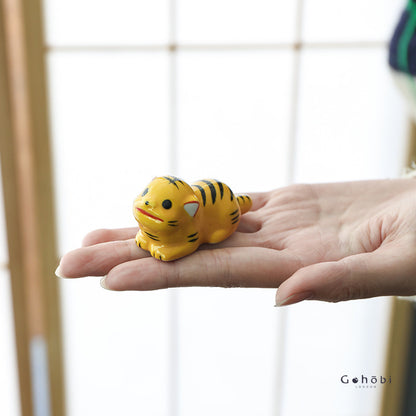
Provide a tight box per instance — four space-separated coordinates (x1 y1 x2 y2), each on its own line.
406 121 416 166
19 0 66 413
380 299 414 416
0 0 66 415
0 4 34 415
380 121 416 416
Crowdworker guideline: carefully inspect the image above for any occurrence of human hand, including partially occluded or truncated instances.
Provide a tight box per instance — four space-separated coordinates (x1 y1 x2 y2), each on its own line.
56 179 416 306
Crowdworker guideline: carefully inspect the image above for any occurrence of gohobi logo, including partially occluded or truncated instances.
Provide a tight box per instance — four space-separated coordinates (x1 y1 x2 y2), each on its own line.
341 375 391 389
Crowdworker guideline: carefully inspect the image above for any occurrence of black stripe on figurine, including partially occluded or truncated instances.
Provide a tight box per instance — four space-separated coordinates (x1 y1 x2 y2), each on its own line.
202 180 217 204
215 180 224 199
193 184 206 206
164 176 179 189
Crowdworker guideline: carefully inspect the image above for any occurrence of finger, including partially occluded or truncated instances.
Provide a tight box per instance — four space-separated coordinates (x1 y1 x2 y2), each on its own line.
275 243 416 306
63 228 260 280
82 227 138 247
237 212 262 233
57 239 149 278
249 192 270 211
102 247 303 291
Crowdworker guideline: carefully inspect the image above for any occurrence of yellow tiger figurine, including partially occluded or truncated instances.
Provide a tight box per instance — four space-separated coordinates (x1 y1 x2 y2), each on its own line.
133 176 252 261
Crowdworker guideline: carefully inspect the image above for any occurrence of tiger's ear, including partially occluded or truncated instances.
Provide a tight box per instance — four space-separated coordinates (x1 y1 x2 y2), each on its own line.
184 201 199 217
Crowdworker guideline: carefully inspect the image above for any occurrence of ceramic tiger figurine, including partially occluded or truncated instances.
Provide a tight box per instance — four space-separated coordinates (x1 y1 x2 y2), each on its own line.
133 175 252 261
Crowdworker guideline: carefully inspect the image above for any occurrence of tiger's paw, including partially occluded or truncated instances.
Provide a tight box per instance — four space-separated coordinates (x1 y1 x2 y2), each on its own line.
150 246 169 261
150 244 197 261
135 231 148 251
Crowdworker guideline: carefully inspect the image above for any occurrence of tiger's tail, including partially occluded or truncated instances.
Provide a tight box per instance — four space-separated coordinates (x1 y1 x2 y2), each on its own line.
236 194 252 215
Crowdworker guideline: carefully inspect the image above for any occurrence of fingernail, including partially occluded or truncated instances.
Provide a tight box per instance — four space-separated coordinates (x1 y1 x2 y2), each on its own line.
275 291 314 307
100 277 111 290
55 265 69 279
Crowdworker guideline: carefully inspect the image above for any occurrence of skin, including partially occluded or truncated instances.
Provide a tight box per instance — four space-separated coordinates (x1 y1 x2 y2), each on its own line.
57 179 416 306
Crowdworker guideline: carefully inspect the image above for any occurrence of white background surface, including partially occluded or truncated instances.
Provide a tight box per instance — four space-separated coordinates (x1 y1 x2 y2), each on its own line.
0 0 410 415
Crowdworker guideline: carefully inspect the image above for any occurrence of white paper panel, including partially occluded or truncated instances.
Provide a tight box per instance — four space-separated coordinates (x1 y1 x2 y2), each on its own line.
284 46 406 415
43 0 169 46
48 52 171 415
175 50 292 415
294 48 407 183
0 269 21 416
302 0 404 43
177 0 297 44
48 51 170 253
281 298 391 416
177 50 294 191
60 279 170 416
176 288 280 416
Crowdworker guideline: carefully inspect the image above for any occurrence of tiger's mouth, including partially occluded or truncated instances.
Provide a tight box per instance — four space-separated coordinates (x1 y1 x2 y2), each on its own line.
136 207 163 222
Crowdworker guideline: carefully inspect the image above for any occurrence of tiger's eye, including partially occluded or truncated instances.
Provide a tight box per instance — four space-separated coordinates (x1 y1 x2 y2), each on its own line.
142 188 149 197
162 199 172 209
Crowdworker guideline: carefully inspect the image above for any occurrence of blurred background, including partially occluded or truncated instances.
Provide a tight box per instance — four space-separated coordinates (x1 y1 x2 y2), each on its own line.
0 0 413 415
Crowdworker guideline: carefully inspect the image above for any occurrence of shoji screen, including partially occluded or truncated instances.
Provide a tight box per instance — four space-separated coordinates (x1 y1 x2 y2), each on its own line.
44 0 407 415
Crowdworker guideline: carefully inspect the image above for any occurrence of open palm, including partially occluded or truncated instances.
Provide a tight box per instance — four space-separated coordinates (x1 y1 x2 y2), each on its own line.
57 179 416 306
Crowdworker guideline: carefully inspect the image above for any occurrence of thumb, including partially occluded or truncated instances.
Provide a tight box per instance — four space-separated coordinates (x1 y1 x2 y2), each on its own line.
274 244 416 306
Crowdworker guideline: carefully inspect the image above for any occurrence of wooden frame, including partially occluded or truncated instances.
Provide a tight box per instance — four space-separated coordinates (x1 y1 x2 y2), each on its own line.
0 0 65 415
380 298 414 415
